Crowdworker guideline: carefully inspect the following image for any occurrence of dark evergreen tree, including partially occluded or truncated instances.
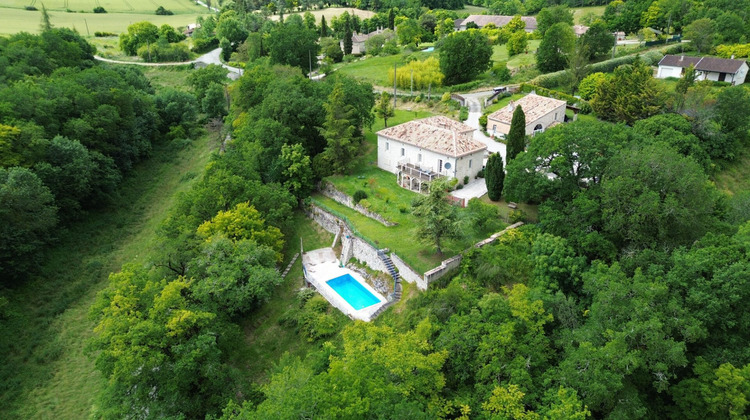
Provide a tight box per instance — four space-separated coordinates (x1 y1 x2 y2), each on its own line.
343 15 353 55
320 15 328 37
506 105 526 161
485 153 505 201
388 8 395 30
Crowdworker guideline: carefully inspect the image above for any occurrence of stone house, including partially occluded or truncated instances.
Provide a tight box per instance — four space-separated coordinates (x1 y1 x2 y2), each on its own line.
486 93 567 137
340 28 386 55
377 116 487 192
458 15 537 32
657 55 748 85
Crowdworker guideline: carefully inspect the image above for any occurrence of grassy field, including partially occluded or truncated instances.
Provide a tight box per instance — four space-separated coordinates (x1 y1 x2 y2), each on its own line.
458 4 488 14
3 0 207 14
0 7 209 35
572 6 606 25
335 49 435 87
492 39 541 67
269 6 375 23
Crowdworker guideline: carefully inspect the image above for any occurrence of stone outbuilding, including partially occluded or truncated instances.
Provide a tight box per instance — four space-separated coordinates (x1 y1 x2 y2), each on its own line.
486 93 567 138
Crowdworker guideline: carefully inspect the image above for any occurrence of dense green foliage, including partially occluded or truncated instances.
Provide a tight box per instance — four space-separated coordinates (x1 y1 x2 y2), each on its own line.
506 104 526 161
485 152 505 201
439 29 492 85
0 30 191 279
536 22 576 73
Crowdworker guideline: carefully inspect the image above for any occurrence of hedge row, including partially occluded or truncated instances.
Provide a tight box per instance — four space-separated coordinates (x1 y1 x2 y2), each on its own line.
529 50 665 88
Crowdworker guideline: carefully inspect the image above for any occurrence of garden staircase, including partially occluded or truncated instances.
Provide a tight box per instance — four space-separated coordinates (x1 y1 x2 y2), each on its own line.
377 249 402 301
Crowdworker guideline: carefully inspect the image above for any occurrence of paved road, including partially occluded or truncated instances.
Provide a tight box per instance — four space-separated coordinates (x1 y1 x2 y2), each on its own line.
94 48 243 79
461 91 507 165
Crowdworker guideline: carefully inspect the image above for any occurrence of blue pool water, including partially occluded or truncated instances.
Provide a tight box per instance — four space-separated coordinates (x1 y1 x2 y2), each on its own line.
327 274 380 310
422 47 435 52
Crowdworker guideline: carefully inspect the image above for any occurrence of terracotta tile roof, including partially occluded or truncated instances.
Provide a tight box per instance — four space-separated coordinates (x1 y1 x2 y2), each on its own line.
658 55 746 73
487 93 567 126
462 15 537 31
573 25 589 36
377 116 486 157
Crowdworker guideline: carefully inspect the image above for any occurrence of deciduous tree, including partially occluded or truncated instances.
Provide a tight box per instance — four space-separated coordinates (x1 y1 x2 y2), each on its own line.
536 22 576 73
374 91 395 127
439 30 492 85
412 178 462 255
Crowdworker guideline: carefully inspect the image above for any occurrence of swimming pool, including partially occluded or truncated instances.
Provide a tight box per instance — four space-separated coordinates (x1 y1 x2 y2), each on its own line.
422 47 435 52
327 274 381 310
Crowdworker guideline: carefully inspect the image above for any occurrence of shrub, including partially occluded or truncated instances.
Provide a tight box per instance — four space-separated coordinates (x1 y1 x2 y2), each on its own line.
353 190 368 203
509 209 527 223
477 169 485 178
464 176 470 185
94 31 117 37
492 62 512 82
192 37 218 54
479 114 488 128
441 92 452 102
93 6 107 13
459 106 469 122
25 5 38 10
456 184 464 189
399 205 408 214
138 41 190 63
155 6 174 15
358 199 371 209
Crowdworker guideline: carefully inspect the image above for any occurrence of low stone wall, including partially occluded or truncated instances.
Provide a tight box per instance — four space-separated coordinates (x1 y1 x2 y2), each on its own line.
320 181 396 226
422 222 525 287
390 253 424 288
308 204 342 235
350 235 387 272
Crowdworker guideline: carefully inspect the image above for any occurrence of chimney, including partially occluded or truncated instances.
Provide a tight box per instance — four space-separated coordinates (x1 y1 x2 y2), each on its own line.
731 54 735 59
680 55 684 61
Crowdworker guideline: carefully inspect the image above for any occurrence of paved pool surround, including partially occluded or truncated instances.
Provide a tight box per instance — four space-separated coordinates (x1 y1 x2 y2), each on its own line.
302 248 387 321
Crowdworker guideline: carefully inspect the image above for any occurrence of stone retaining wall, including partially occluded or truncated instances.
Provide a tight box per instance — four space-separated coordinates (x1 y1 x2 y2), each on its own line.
390 253 425 289
320 181 396 226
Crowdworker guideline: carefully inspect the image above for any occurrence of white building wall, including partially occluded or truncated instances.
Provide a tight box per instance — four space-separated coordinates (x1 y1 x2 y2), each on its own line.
734 63 748 84
657 65 683 78
487 103 567 137
377 136 483 180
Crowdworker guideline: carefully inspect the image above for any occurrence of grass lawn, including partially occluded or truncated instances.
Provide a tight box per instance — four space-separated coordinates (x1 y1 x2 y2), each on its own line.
0 133 216 419
492 40 541 68
0 7 209 35
321 110 507 273
479 195 539 223
484 93 526 114
2 0 207 14
572 6 606 25
335 50 435 87
714 152 750 195
458 5 488 14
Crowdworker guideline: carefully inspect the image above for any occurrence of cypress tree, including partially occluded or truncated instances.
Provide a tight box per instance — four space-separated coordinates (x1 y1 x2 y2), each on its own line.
388 8 395 30
506 105 526 161
320 15 328 37
343 15 353 55
485 153 505 201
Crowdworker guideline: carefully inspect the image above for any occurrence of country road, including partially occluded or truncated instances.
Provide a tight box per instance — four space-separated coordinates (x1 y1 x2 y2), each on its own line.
94 48 243 79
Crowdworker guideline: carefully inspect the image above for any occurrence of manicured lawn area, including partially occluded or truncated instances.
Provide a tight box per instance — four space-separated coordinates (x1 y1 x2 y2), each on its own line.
0 7 208 35
484 93 526 114
335 50 435 87
714 152 750 195
458 5 489 14
492 40 541 68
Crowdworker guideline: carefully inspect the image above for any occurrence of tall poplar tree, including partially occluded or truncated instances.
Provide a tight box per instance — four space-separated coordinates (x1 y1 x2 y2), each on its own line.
506 105 526 161
343 14 353 55
320 15 328 37
485 153 505 201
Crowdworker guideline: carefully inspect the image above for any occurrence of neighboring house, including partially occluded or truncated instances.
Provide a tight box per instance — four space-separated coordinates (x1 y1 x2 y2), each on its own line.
340 28 385 55
458 15 538 33
377 116 487 193
453 18 464 31
657 55 749 85
486 93 567 137
184 23 200 36
573 25 589 37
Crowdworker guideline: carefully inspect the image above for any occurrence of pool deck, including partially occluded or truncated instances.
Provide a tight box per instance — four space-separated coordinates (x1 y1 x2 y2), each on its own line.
302 248 387 322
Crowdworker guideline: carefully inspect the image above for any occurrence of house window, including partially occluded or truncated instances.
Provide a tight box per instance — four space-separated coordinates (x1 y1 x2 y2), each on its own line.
533 123 544 135
401 148 405 157
554 112 557 120
492 124 496 131
418 153 422 162
469 159 472 168
386 141 389 151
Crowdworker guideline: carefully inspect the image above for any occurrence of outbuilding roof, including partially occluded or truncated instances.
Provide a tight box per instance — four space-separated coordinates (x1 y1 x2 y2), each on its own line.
462 15 537 31
377 116 486 158
658 55 746 74
487 93 567 126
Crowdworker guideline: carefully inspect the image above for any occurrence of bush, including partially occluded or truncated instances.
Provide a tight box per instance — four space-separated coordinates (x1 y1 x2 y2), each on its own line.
492 62 512 82
476 169 485 178
192 37 219 54
138 41 190 63
94 31 117 37
93 6 107 13
456 184 464 189
353 190 368 203
509 209 527 223
155 6 174 15
459 106 469 122
25 5 37 10
464 176 470 184
479 114 488 129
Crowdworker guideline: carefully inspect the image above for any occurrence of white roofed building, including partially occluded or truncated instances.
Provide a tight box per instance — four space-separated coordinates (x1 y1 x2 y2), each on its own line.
377 116 487 193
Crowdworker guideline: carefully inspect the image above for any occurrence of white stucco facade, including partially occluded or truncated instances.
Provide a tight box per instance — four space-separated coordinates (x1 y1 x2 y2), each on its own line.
657 65 683 79
377 135 485 181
